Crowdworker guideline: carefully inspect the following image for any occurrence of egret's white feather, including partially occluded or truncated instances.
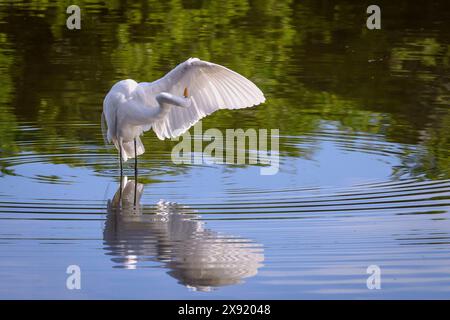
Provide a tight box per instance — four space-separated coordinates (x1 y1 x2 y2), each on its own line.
137 58 265 139
102 58 265 162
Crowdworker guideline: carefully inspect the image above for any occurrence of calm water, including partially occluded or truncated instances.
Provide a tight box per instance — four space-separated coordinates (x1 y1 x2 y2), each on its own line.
0 0 449 299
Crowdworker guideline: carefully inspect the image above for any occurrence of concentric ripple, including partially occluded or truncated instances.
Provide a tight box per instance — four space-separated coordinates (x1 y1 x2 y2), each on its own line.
0 118 449 298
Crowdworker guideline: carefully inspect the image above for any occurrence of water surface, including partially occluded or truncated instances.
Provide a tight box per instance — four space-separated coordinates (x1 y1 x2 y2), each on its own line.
0 0 449 299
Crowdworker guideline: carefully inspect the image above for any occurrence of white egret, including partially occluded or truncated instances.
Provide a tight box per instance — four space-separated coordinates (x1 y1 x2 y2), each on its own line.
101 57 265 180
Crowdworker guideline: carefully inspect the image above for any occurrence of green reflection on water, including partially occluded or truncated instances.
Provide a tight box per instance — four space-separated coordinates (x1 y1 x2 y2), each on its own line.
0 0 449 179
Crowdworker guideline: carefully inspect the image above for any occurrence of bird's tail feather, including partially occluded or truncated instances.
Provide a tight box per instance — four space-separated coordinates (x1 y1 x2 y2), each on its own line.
121 136 145 162
101 111 109 146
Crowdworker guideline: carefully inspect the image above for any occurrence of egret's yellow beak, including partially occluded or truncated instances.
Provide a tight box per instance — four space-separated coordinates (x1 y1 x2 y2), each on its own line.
184 87 189 98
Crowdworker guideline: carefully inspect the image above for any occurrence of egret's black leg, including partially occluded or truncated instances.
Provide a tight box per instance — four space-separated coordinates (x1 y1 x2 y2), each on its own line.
119 144 123 206
134 138 138 206
119 144 123 177
134 138 138 180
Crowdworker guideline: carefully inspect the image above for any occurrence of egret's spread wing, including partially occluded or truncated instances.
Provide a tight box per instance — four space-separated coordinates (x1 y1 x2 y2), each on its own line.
150 58 265 139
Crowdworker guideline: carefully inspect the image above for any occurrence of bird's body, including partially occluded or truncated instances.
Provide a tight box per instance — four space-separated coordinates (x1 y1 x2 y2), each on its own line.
102 57 265 170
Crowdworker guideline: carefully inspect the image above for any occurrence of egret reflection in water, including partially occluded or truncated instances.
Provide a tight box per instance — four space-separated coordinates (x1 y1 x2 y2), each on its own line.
103 177 265 291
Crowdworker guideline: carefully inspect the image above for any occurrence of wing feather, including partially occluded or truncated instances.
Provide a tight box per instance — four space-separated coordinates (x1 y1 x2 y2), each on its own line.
144 58 265 140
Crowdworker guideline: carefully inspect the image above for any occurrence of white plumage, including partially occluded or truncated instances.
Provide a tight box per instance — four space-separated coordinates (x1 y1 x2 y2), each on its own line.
102 58 265 163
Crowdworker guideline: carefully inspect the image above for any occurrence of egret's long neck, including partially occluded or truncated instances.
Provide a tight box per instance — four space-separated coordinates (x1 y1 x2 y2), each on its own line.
125 92 189 127
150 92 190 121
125 99 173 126
153 100 173 121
